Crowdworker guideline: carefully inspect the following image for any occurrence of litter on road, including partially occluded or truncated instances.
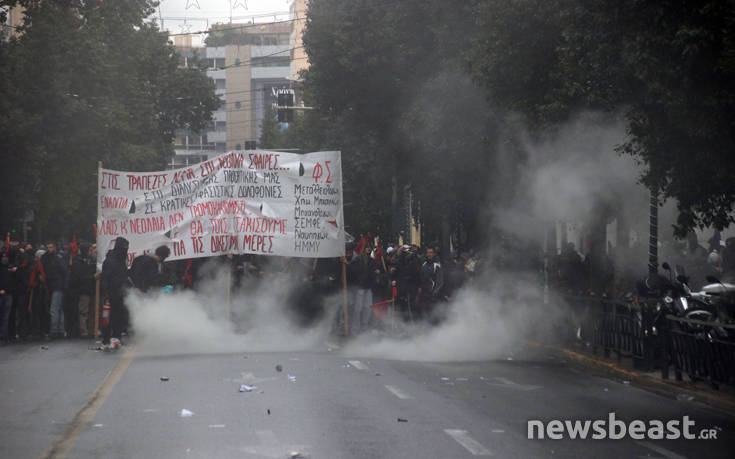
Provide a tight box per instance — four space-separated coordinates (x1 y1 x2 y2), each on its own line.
276 365 283 372
180 409 194 417
239 384 256 392
160 377 170 382
397 418 408 423
288 375 296 382
676 394 694 401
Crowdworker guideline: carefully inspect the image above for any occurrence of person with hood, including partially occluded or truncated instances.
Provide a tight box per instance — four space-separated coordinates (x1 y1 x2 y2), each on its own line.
100 237 130 347
41 241 67 338
0 250 17 343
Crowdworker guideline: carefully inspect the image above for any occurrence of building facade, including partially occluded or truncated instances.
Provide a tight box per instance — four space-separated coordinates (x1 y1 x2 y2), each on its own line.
171 22 293 168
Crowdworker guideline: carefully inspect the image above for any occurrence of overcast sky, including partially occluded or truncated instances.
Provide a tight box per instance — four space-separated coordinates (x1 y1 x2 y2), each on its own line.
156 0 293 35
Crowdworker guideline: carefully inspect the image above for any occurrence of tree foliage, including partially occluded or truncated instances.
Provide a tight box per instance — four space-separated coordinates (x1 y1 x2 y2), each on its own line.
0 0 219 240
467 0 735 235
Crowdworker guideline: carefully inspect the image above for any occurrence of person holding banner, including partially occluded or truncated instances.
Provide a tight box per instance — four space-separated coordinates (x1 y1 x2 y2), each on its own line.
100 237 130 348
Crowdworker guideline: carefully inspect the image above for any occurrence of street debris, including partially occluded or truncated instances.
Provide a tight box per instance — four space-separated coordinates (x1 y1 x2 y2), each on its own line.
622 380 630 385
440 377 450 381
208 424 226 428
288 451 309 458
180 409 194 417
375 373 381 376
397 418 408 423
288 375 296 382
239 384 256 392
40 345 48 351
603 388 609 392
342 363 350 368
276 364 283 372
160 376 170 382
676 394 694 401
456 378 469 381
93 424 104 428
506 357 514 361
267 409 271 415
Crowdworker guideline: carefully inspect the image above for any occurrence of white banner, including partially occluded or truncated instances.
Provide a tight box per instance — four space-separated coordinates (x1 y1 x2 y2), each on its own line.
97 151 344 267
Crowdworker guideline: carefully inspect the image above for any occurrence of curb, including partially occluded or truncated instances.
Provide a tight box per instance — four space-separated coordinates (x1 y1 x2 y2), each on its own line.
527 341 735 418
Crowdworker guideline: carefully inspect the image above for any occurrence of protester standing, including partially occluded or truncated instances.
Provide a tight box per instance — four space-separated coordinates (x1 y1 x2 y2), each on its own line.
41 242 67 338
0 250 17 343
69 242 97 337
100 237 130 347
420 245 444 324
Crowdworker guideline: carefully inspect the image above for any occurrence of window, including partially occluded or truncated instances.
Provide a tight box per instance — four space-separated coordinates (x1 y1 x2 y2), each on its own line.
215 79 226 90
235 101 241 109
216 121 226 132
236 144 242 150
215 58 225 68
216 142 226 152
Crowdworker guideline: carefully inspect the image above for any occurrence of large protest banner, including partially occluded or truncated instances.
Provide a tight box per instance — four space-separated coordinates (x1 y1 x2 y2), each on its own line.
97 151 344 267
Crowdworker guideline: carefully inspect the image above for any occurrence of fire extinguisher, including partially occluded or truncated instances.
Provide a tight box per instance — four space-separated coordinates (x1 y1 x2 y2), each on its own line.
101 299 111 327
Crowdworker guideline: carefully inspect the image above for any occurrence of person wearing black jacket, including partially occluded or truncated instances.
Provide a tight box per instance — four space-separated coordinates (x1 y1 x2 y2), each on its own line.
69 242 97 338
41 242 67 338
0 250 17 343
129 245 172 293
420 246 444 324
13 245 33 340
101 237 130 346
350 244 381 334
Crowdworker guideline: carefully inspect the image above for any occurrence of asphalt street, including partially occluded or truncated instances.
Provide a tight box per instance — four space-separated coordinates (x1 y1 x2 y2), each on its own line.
1 338 734 458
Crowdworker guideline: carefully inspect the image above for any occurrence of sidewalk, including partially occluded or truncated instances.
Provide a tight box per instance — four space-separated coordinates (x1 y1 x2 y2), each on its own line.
527 340 735 417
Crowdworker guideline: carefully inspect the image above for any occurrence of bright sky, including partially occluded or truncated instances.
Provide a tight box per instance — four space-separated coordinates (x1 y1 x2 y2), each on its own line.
155 0 293 37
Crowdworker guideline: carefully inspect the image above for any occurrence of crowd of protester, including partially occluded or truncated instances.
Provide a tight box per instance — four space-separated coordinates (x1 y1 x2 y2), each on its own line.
0 233 483 346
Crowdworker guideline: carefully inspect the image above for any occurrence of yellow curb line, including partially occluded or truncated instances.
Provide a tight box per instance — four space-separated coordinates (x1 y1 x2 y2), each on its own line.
41 345 137 459
525 340 735 417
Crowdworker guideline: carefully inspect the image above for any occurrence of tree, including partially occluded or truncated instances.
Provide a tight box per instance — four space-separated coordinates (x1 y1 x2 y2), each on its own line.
466 0 735 236
0 0 219 240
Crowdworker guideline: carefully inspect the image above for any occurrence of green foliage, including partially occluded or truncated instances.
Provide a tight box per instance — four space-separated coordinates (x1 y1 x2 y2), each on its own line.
0 0 219 240
466 0 735 236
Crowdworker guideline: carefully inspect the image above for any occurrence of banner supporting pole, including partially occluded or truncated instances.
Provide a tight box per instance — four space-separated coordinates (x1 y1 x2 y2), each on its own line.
226 259 232 321
342 256 349 337
94 161 102 339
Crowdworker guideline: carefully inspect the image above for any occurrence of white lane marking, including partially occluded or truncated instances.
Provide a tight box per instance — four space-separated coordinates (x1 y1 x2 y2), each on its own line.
208 424 226 428
636 441 688 459
485 376 542 391
348 360 369 370
256 430 278 446
384 385 414 399
491 429 505 434
444 429 492 456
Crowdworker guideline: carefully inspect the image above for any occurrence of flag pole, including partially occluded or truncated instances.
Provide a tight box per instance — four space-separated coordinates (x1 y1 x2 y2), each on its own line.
94 161 102 339
342 256 349 337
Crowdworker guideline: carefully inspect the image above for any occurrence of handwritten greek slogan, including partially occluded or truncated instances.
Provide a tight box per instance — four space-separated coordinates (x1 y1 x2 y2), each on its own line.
97 151 345 267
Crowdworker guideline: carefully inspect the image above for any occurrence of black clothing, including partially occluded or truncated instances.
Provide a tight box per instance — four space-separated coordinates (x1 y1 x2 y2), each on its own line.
100 237 129 344
41 251 67 292
420 258 444 299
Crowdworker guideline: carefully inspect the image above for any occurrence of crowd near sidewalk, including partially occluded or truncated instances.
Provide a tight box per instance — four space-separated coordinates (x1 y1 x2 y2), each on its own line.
0 233 482 348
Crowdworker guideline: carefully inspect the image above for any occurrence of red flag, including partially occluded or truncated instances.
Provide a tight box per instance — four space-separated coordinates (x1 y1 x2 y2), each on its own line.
70 235 79 257
4 233 9 252
30 259 47 288
355 234 366 254
370 298 392 321
184 259 194 287
376 242 383 260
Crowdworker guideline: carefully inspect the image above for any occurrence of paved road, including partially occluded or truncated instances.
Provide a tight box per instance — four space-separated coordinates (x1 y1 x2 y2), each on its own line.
1 338 733 458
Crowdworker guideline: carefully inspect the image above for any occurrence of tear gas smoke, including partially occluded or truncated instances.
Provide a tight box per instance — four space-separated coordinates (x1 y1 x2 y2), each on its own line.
126 259 335 356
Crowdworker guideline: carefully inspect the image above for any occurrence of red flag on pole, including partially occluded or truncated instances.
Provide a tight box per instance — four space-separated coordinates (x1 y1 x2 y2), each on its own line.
184 259 194 287
370 298 392 321
355 234 366 254
70 235 79 257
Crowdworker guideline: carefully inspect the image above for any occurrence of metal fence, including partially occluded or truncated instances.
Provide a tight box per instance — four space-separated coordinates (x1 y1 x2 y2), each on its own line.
565 296 735 392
